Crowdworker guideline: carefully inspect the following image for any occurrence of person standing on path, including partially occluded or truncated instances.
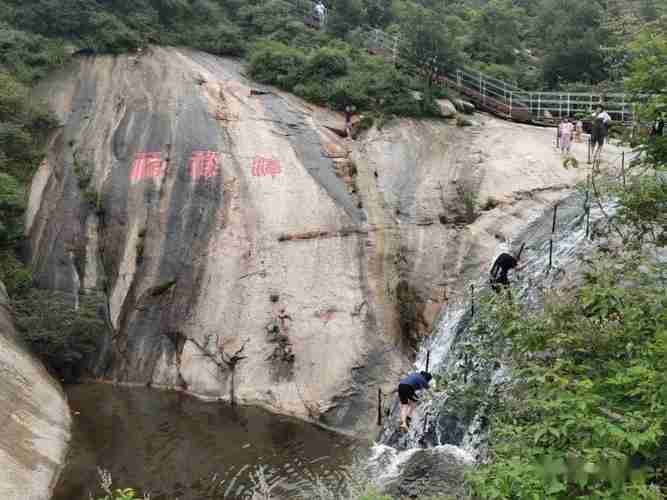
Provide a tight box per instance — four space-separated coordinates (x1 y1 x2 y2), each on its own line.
398 371 432 432
559 117 574 155
591 105 612 158
314 1 326 28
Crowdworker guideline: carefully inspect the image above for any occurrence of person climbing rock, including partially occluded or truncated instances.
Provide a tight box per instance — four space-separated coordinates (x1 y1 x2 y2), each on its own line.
590 105 611 159
398 371 432 433
489 251 526 292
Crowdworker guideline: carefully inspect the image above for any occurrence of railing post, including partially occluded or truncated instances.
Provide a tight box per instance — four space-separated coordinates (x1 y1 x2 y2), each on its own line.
377 387 382 426
622 94 626 124
584 188 590 239
529 93 533 116
547 203 558 272
509 92 513 119
622 151 626 188
567 93 571 117
537 94 541 119
589 93 593 114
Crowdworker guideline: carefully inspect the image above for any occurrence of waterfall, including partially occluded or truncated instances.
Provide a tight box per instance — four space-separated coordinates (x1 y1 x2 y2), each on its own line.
367 191 616 485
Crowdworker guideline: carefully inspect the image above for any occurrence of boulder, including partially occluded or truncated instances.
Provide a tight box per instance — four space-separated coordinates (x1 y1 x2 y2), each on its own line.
454 98 475 114
456 115 477 127
0 282 72 500
370 444 473 499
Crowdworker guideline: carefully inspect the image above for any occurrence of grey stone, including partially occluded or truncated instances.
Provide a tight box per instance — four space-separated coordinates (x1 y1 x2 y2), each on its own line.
0 281 71 500
382 445 473 499
454 99 475 114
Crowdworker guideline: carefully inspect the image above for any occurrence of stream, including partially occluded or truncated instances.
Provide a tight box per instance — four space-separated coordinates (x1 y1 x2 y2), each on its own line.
54 384 365 500
363 192 616 497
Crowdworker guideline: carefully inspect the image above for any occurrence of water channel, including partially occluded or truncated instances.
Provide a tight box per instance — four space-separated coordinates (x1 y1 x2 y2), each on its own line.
54 384 366 500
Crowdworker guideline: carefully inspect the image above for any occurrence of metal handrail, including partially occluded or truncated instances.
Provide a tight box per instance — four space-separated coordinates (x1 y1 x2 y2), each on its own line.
283 2 644 124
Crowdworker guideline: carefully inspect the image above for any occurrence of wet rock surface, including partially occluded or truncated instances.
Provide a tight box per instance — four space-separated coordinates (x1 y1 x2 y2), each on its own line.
0 282 71 500
370 444 473 499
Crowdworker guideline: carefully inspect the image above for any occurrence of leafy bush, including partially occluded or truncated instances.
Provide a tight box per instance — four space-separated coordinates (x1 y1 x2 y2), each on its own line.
248 41 306 87
0 172 25 243
13 289 106 381
304 46 350 80
468 255 667 499
187 22 245 57
0 251 32 295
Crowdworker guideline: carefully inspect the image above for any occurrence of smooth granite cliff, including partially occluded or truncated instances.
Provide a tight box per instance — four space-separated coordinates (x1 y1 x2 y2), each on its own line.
26 46 585 435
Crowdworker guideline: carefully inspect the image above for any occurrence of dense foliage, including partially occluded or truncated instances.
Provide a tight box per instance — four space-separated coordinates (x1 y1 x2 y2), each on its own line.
13 289 106 380
469 256 667 499
610 18 667 248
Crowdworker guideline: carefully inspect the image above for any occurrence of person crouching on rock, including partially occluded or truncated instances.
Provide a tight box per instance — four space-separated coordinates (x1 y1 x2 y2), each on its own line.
398 371 432 432
489 251 526 293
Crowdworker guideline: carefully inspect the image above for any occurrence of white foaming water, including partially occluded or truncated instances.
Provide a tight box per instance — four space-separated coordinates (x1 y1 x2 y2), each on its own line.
367 443 474 486
367 444 420 484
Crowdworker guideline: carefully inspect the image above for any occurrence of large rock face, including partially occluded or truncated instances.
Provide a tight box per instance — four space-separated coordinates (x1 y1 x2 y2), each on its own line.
28 47 408 434
26 47 588 435
0 283 71 499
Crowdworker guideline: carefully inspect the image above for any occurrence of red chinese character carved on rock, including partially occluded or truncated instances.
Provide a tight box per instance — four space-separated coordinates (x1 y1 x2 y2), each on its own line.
130 152 164 184
252 156 282 177
190 150 220 179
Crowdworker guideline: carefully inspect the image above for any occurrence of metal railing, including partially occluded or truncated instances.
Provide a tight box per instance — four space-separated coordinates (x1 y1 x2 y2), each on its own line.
360 28 637 124
441 69 635 124
285 2 643 125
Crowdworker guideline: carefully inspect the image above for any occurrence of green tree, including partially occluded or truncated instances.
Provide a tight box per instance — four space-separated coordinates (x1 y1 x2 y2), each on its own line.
467 0 522 66
327 0 366 38
535 0 607 87
366 0 393 28
611 22 667 247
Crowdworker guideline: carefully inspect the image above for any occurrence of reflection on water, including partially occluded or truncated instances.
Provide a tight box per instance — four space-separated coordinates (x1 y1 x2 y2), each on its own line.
54 384 364 500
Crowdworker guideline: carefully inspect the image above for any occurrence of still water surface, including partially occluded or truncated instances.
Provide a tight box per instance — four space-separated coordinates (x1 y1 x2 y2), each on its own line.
54 384 365 500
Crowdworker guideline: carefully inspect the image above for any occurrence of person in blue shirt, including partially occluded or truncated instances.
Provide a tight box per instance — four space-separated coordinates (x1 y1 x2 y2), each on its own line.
398 371 432 432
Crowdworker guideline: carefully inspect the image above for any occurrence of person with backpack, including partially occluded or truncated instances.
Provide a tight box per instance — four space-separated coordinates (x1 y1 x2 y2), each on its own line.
398 371 432 432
